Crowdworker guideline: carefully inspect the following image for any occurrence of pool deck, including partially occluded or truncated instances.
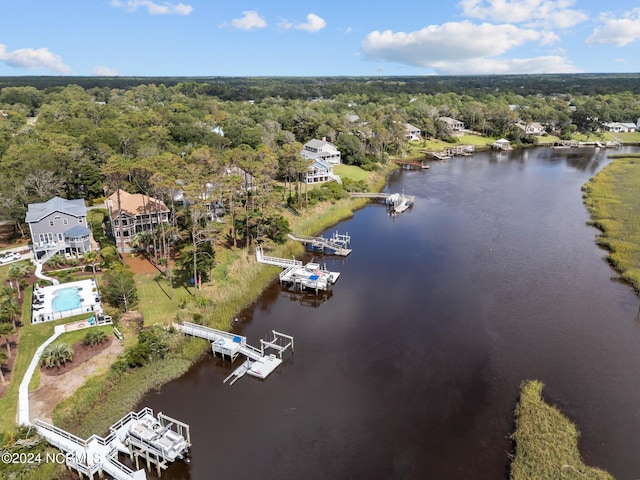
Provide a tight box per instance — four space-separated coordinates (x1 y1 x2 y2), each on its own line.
32 279 103 324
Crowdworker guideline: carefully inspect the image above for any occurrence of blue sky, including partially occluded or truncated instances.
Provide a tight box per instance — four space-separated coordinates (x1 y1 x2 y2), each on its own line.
0 0 639 77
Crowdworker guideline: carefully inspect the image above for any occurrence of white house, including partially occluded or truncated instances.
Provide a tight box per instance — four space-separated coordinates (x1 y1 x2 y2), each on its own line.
302 139 341 165
516 121 546 135
405 123 421 141
304 158 342 185
603 122 637 133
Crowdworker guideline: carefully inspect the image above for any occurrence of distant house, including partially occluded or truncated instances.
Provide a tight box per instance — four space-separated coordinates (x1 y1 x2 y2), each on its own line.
223 165 256 191
302 139 341 165
516 121 546 135
26 197 91 262
106 190 170 252
438 116 465 133
405 123 421 141
603 122 637 133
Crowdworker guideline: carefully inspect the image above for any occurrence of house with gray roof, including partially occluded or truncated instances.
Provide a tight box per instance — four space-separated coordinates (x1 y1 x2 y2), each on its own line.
26 197 91 262
303 139 341 165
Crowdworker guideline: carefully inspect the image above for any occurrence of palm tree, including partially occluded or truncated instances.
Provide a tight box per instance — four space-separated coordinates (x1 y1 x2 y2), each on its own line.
83 251 99 276
0 323 14 359
0 349 7 384
0 292 19 330
41 342 74 368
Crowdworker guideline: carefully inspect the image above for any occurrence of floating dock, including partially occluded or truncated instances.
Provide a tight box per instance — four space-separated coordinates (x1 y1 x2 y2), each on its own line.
256 246 341 293
34 407 190 480
178 322 294 385
287 231 352 256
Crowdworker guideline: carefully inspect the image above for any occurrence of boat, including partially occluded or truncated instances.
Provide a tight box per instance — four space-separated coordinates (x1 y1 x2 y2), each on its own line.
127 414 190 462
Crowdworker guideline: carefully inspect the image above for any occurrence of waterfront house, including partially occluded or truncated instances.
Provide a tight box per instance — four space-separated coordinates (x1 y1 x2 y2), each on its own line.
26 197 92 262
405 123 421 141
304 158 342 185
302 139 341 165
438 116 465 133
106 189 170 252
603 122 637 133
516 121 546 135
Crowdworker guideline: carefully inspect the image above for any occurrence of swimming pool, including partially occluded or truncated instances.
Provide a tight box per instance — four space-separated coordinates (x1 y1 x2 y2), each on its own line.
52 287 82 312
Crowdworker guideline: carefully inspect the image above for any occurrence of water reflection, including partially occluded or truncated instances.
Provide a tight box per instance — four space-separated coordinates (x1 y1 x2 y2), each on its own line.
141 146 640 480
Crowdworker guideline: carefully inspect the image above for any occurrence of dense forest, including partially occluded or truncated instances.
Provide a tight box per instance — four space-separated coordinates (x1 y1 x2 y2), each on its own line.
1 74 639 257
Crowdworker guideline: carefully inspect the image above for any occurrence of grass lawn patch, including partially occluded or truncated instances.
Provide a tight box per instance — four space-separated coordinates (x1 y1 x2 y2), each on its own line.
510 380 613 480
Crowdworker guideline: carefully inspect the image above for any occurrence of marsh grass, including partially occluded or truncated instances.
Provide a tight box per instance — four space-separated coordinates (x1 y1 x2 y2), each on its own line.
510 380 613 480
583 156 640 292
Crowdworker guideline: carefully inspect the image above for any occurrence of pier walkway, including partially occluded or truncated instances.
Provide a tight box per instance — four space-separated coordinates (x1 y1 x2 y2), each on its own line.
287 231 352 256
178 322 294 385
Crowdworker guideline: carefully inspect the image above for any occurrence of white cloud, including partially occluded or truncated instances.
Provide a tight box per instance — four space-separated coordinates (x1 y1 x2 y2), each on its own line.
0 44 72 73
111 0 193 16
231 10 267 31
295 13 326 33
430 55 580 75
362 21 544 66
459 0 587 28
92 66 120 76
585 9 640 46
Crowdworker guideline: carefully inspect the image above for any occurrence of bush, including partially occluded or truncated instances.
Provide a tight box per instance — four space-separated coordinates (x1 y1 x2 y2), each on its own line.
83 330 108 346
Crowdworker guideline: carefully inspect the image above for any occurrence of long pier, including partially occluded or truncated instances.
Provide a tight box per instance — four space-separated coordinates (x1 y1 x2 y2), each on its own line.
34 407 191 480
287 231 352 256
178 322 294 385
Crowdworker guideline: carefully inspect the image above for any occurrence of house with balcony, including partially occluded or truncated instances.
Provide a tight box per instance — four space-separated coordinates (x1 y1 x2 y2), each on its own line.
26 197 91 262
106 189 170 252
405 123 421 141
303 158 342 185
302 139 341 165
438 116 465 133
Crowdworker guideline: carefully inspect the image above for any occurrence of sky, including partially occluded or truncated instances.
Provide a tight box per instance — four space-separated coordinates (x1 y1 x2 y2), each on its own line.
0 0 639 77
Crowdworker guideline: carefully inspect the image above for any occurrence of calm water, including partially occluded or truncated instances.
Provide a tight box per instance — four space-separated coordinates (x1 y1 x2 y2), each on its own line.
140 146 640 480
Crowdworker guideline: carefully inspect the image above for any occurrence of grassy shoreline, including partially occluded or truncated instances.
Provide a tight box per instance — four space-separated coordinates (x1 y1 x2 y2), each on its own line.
582 154 640 292
510 380 613 479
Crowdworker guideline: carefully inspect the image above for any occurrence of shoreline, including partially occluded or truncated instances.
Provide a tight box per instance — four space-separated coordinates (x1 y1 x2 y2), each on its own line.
51 162 396 438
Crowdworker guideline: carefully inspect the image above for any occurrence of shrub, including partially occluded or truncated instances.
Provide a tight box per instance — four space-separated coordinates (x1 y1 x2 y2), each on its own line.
41 342 74 368
83 330 108 346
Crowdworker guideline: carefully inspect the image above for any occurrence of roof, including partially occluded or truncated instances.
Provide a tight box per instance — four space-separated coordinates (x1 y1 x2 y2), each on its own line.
26 197 87 223
64 225 91 238
304 139 337 150
107 189 169 218
308 158 332 170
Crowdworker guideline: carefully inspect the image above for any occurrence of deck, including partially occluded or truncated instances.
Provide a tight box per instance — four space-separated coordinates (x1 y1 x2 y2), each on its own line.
178 322 294 385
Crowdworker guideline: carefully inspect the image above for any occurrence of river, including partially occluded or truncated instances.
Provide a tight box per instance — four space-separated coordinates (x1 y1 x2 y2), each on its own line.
140 145 640 480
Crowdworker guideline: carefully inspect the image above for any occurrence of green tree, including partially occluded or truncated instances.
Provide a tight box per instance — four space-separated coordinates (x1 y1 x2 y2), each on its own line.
0 323 14 359
0 348 7 384
102 267 138 311
83 330 108 346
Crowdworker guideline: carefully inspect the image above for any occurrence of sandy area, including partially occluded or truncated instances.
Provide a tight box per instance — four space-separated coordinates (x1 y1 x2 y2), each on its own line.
29 338 124 424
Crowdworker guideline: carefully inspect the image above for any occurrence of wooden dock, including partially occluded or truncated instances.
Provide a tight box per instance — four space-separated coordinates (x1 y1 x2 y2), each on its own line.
179 322 294 385
350 192 415 214
287 231 352 256
395 159 430 170
256 246 341 293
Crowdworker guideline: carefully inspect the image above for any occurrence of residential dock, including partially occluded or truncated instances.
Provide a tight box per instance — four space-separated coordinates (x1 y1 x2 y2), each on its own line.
34 407 191 480
178 321 294 385
350 192 415 214
256 246 341 293
287 230 352 256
